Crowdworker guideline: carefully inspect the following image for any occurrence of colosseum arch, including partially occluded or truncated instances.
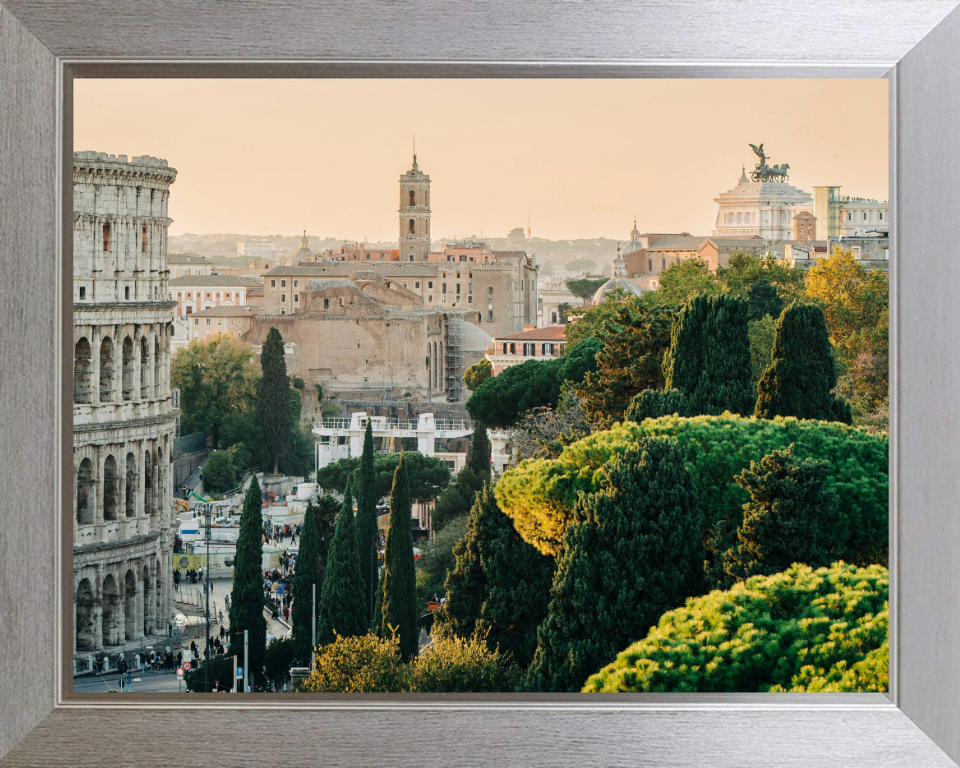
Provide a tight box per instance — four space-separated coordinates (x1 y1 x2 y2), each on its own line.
75 578 96 651
74 338 92 404
153 336 160 397
144 449 154 517
140 336 149 399
142 562 155 635
101 574 119 646
99 336 114 402
123 569 138 641
121 336 134 401
76 458 94 525
125 452 137 517
102 455 118 521
156 445 164 518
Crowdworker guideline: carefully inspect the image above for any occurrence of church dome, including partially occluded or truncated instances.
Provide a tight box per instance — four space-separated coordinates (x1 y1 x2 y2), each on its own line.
593 243 644 302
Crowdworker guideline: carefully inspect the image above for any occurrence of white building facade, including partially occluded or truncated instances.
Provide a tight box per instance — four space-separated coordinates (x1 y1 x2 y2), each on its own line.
713 166 814 240
72 151 179 662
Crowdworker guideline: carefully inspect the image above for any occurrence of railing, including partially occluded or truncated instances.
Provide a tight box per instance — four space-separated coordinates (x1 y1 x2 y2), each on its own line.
314 418 470 432
173 431 207 458
435 420 469 431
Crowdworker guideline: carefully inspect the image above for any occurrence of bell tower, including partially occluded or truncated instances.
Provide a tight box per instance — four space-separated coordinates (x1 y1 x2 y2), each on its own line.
399 140 432 262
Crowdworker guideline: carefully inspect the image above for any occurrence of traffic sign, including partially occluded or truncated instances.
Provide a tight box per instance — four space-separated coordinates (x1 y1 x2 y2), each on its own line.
277 584 284 594
176 668 184 678
182 661 192 671
236 666 243 678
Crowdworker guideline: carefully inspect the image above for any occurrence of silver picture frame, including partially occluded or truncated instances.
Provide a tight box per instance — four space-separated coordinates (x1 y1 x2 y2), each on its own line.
2 1 960 764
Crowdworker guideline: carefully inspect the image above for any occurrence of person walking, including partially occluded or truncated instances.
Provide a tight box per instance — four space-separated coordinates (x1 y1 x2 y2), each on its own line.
125 670 132 692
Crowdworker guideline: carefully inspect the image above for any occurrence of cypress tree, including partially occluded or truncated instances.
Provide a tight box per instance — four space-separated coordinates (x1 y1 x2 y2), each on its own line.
720 445 832 585
290 499 319 659
378 452 419 660
746 278 784 321
663 293 754 416
437 484 554 669
523 438 704 692
373 563 385 635
467 424 492 482
754 302 852 424
313 494 339 589
256 326 293 474
317 484 368 646
354 420 379 625
229 475 267 689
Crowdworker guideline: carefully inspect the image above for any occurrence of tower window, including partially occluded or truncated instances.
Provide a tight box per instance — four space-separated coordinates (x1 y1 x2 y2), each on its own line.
79 286 86 299
409 219 415 234
141 224 147 253
409 190 415 206
281 294 286 302
102 224 111 252
124 286 130 300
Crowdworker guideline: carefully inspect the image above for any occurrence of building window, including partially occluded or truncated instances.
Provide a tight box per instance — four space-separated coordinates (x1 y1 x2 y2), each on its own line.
544 343 554 355
141 224 147 253
339 298 344 307
280 294 286 302
294 280 299 288
409 254 414 262
415 281 420 289
460 255 466 262
468 283 473 293
366 253 370 260
468 295 473 303
879 211 884 221
848 212 853 221
488 286 494 294
442 283 447 293
488 311 494 321
294 293 299 303
206 293 211 299
194 318 199 326
281 307 286 315
441 294 447 303
456 283 461 293
488 298 493 308
863 212 868 221
281 279 286 288
215 292 220 299
206 319 211 326
428 294 433 302
428 281 433 289
402 281 408 288
524 343 535 356
124 286 130 300
102 223 110 252
323 299 329 309
79 286 86 299
409 219 415 234
217 320 223 326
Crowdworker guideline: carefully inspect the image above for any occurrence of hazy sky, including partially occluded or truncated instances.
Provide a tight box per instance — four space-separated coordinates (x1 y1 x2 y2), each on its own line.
74 79 888 241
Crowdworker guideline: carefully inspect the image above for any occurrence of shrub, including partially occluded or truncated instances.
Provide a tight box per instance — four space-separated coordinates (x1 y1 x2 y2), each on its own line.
411 633 521 693
494 413 887 565
625 389 689 422
292 376 305 390
583 562 888 693
299 633 409 692
202 450 237 493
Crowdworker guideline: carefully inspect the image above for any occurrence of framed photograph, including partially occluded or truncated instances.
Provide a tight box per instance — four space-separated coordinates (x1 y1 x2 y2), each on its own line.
3 1 960 765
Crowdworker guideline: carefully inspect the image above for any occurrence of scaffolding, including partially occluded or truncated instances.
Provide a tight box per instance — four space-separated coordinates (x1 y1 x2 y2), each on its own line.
445 310 465 403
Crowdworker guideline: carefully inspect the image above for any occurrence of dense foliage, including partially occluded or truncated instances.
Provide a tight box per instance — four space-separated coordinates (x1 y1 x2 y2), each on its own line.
754 302 851 424
494 414 888 566
202 450 237 493
716 446 831 587
571 294 673 427
228 476 267 689
299 632 520 693
522 439 704 692
746 278 784 321
464 358 493 391
662 293 754 417
747 315 777 387
431 466 484 532
436 484 554 669
313 495 339 589
171 336 259 449
378 453 419 660
256 326 294 474
317 487 368 645
416 514 469 613
467 423 492 480
624 388 689 423
466 358 563 428
583 562 888 693
316 450 451 504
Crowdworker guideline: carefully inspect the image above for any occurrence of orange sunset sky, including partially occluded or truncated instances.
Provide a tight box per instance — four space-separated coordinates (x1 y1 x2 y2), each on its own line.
74 79 889 242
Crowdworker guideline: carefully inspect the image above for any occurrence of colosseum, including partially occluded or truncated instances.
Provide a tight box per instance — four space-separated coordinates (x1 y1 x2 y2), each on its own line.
72 151 178 662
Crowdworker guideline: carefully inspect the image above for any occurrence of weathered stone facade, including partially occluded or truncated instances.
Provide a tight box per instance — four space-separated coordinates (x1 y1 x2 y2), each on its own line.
399 153 431 262
73 151 178 659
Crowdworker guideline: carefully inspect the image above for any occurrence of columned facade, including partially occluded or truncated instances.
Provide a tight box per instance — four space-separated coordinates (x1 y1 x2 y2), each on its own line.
72 151 179 660
399 152 431 262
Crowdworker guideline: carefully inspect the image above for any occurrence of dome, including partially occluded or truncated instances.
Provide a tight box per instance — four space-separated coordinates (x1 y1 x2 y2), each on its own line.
461 321 493 355
593 276 644 303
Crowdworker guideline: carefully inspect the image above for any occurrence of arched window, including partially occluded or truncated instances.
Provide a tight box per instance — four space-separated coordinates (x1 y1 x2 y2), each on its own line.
103 455 118 521
123 570 137 641
121 337 134 401
488 286 493 294
125 452 137 517
323 298 329 309
76 578 95 650
76 458 94 525
140 337 149 399
409 190 415 206
409 254 414 262
74 338 92 404
99 337 114 402
101 575 118 645
408 219 415 234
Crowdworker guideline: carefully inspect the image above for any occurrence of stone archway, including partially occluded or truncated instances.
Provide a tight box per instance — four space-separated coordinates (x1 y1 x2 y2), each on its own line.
123 569 138 641
76 458 94 525
125 452 137 517
102 573 119 646
103 455 118 521
143 563 155 635
75 578 96 651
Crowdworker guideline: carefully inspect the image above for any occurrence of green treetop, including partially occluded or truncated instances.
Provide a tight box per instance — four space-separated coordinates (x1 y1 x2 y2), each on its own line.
291 499 320 659
354 421 380 625
228 475 267 688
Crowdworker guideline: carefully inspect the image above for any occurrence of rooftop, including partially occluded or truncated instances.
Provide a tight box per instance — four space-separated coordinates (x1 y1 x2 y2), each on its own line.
168 253 213 265
495 325 567 341
169 274 260 287
189 306 262 318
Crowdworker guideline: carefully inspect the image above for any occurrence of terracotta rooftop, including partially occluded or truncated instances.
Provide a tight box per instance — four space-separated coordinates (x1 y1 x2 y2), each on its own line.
190 306 262 318
169 274 260 287
168 253 213 264
495 325 567 341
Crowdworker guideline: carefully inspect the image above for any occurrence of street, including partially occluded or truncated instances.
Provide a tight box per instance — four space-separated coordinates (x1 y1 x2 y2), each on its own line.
73 670 185 693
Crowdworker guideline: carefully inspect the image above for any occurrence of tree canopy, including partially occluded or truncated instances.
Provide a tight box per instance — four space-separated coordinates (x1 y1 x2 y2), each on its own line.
583 562 888 693
464 358 493 392
466 358 563 429
171 336 258 448
316 451 451 505
566 278 609 304
256 327 294 474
